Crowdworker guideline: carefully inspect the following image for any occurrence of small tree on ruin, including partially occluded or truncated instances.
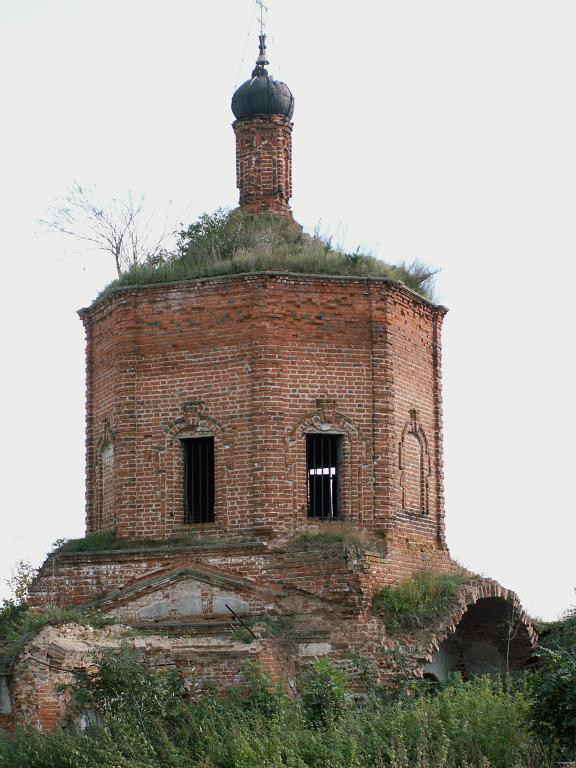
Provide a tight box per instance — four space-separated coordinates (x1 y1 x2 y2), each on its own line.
41 183 177 277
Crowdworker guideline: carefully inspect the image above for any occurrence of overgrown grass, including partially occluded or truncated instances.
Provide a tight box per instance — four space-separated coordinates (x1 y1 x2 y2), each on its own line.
0 650 555 767
51 532 186 554
372 570 471 633
97 208 438 302
291 521 387 555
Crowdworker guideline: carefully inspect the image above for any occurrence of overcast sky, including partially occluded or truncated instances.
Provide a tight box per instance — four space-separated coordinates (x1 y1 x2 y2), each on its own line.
0 0 574 620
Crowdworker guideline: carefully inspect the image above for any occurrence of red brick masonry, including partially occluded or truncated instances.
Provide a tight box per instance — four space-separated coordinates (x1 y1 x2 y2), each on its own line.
78 273 447 551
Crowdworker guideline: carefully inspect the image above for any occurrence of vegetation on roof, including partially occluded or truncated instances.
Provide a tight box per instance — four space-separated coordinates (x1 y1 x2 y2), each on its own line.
291 521 387 555
97 208 437 301
372 569 471 633
50 532 188 554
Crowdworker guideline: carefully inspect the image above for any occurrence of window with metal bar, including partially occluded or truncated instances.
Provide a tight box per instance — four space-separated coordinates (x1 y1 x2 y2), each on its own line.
306 433 341 520
182 437 215 524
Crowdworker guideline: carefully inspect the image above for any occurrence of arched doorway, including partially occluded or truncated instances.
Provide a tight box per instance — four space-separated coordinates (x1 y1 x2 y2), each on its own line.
423 596 535 681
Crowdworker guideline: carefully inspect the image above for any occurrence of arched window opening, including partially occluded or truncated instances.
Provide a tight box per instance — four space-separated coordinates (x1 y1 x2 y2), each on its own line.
182 436 215 524
306 433 341 520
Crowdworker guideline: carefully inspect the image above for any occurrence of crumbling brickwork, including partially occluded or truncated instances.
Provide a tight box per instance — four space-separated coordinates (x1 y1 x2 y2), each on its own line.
13 562 536 731
234 115 293 215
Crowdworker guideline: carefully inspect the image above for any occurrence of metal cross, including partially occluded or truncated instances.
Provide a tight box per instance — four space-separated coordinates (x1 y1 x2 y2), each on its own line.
256 0 268 35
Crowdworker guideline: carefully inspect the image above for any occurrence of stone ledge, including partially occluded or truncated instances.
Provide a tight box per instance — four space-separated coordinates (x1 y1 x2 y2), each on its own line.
81 270 446 315
49 539 269 562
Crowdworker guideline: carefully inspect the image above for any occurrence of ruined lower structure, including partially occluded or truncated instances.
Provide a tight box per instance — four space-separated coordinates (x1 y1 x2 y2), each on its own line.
0 31 537 732
2 540 537 732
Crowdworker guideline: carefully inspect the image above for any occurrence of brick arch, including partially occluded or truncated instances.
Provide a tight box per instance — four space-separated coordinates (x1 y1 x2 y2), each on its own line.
160 408 230 539
285 401 370 531
417 579 537 680
165 413 226 443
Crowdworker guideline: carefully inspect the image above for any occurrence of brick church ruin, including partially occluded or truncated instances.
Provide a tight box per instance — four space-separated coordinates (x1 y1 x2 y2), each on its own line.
0 32 537 731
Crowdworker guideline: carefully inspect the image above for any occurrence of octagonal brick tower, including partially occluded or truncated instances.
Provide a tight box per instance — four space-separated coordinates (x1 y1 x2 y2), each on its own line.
78 35 450 573
79 275 448 564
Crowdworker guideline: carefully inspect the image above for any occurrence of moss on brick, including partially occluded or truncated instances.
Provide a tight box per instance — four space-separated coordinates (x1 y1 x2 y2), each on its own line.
0 603 114 672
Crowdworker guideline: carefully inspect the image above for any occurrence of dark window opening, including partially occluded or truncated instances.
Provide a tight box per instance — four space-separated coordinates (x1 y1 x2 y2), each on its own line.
182 437 215 524
306 433 341 520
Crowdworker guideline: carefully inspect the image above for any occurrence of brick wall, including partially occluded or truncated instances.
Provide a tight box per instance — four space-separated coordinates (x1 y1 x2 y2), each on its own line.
234 115 293 215
29 542 381 611
17 573 537 731
79 274 448 552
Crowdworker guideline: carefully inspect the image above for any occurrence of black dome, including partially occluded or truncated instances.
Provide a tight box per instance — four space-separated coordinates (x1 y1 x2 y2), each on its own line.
232 72 295 121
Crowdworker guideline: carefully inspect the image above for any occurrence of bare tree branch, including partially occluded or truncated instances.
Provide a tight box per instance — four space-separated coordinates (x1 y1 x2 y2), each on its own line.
40 183 178 277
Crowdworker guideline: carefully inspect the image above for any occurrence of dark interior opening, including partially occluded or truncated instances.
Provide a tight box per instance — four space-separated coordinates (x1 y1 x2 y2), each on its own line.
306 433 341 519
182 437 215 524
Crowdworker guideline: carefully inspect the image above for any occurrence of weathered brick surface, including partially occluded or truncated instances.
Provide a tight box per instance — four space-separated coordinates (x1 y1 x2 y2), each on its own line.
15 259 538 735
234 115 293 215
11 574 538 731
79 274 448 555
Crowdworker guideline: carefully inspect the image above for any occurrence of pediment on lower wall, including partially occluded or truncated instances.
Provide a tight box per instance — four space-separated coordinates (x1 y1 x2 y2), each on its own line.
86 564 285 623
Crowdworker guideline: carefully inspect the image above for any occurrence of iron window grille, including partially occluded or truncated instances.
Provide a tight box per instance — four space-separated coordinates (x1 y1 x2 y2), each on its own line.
306 433 341 520
182 437 215 524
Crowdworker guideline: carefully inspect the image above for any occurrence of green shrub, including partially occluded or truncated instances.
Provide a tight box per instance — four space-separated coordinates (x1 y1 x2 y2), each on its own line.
372 570 470 633
530 644 576 758
300 658 349 726
98 208 438 302
529 603 576 757
536 604 576 652
70 646 182 727
0 648 556 767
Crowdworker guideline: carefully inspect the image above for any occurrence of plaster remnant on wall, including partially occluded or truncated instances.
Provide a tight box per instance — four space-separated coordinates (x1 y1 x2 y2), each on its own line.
0 676 12 715
177 589 203 616
298 642 332 657
213 590 249 615
138 599 171 620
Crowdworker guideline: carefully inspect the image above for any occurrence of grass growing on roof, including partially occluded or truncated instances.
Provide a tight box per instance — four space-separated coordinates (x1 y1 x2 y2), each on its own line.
50 532 188 554
291 521 387 555
97 208 438 301
372 570 471 633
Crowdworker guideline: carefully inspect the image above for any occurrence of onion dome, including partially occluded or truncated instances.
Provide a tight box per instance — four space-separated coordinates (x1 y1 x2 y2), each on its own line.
231 34 295 121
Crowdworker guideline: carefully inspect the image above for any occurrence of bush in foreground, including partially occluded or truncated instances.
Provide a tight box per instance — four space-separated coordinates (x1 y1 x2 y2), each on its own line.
531 605 576 758
0 649 555 768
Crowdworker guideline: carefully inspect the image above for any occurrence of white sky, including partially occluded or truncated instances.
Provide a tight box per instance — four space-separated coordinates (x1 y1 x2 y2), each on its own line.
0 1 574 621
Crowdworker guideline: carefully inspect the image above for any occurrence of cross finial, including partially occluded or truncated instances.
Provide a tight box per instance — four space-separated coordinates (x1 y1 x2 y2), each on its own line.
256 0 268 36
253 0 270 74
